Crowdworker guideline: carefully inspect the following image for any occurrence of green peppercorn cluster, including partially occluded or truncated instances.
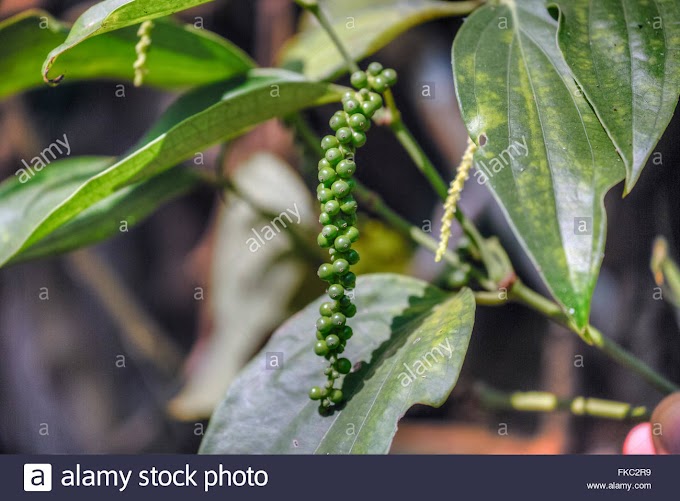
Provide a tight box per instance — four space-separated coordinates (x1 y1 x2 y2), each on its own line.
309 62 397 408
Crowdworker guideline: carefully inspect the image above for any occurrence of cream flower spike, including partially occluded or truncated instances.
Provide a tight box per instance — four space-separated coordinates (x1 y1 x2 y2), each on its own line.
435 137 477 262
133 21 154 87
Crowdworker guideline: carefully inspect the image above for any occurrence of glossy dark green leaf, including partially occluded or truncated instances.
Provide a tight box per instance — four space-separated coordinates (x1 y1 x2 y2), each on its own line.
200 274 475 454
280 0 480 80
554 0 680 193
9 164 200 264
0 10 252 98
452 0 625 331
42 0 215 83
0 69 343 267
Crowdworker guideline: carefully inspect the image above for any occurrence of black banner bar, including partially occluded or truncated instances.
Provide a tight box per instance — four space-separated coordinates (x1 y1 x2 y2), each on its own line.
7 455 677 500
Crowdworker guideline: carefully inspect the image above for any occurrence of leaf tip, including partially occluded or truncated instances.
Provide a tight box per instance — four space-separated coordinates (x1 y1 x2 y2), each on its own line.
42 56 64 86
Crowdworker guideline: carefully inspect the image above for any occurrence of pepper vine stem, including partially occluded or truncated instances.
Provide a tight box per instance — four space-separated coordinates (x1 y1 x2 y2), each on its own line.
294 0 360 74
474 383 651 422
509 280 680 395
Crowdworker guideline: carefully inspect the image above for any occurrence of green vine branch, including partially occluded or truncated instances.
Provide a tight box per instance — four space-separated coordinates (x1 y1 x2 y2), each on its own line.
294 0 360 74
474 383 651 422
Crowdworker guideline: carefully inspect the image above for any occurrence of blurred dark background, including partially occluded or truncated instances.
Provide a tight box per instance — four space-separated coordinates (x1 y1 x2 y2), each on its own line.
0 0 678 454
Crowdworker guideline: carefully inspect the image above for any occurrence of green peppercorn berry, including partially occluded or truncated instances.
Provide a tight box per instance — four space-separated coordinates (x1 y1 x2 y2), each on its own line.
309 386 324 400
351 131 367 148
317 263 335 281
321 225 339 239
325 334 341 349
329 111 348 131
319 212 331 225
325 148 344 166
332 258 350 275
319 301 335 317
334 235 352 251
339 326 353 340
346 249 360 264
336 159 356 179
340 198 358 214
324 367 333 376
342 303 357 318
321 135 339 150
329 389 344 404
371 75 388 93
344 226 360 242
343 98 362 115
340 272 357 289
360 101 377 117
381 68 397 87
330 312 346 327
335 358 352 374
336 127 353 144
318 158 331 170
328 284 345 299
338 295 352 308
314 340 329 356
316 316 334 333
348 113 369 132
317 188 333 203
367 62 383 76
331 370 340 379
324 200 340 216
331 180 351 198
318 167 337 186
350 70 368 89
317 233 331 248
317 330 326 340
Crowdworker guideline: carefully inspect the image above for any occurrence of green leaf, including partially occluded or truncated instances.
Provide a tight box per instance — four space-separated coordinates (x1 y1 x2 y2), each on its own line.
42 0 216 83
452 0 625 331
200 274 475 454
554 0 680 193
9 164 200 264
0 10 252 97
0 69 343 268
280 0 479 80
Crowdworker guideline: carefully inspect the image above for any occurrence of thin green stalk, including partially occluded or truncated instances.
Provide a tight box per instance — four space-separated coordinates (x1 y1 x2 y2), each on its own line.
384 89 449 201
509 280 679 395
474 383 651 421
294 0 360 74
352 183 460 269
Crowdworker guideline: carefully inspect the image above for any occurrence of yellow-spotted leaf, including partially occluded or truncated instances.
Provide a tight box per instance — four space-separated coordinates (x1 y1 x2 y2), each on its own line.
554 0 680 193
452 0 625 331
